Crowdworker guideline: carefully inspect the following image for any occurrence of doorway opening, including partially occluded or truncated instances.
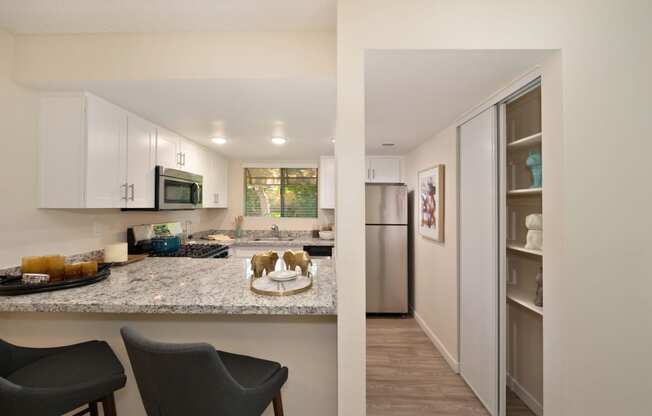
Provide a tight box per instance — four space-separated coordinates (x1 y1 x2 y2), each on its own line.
364 49 556 416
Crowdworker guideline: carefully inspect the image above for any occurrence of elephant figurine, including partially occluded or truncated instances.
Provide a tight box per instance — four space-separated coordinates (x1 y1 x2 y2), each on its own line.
282 250 312 276
251 251 279 278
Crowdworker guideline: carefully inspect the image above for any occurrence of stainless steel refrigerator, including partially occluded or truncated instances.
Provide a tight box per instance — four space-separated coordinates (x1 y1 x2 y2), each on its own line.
365 183 408 313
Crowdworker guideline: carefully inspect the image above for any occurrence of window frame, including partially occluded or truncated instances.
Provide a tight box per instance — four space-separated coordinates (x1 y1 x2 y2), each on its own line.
243 167 319 218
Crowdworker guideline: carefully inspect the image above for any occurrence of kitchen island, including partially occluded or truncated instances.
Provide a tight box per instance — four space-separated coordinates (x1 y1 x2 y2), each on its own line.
0 257 337 416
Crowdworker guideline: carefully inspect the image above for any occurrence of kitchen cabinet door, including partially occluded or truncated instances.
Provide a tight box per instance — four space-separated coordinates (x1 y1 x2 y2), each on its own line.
156 127 180 169
319 156 335 209
366 157 401 183
202 151 217 207
202 151 228 208
214 152 228 208
126 114 156 208
85 94 128 208
179 139 202 174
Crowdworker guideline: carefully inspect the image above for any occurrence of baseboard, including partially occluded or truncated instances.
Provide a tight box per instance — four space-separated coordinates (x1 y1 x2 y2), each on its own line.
412 309 459 373
507 373 543 416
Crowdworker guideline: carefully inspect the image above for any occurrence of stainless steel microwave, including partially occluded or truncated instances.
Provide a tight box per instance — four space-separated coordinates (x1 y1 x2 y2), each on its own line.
155 166 202 210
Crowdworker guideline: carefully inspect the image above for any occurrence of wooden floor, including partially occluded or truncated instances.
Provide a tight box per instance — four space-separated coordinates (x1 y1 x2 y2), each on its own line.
506 389 536 416
366 317 535 416
367 317 489 416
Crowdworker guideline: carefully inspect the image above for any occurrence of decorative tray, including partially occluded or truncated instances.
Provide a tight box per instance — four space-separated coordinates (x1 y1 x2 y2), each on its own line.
250 273 313 297
0 265 111 296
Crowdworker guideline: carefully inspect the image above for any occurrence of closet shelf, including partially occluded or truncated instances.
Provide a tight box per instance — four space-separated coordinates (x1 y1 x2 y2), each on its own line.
507 289 543 316
507 244 543 257
507 188 542 197
507 132 542 149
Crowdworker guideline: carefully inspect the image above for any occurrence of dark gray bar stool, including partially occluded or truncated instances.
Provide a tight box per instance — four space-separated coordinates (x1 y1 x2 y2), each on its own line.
0 339 126 416
120 327 288 416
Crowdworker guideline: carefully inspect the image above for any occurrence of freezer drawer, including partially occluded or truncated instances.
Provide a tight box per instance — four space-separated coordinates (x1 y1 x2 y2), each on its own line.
366 224 408 313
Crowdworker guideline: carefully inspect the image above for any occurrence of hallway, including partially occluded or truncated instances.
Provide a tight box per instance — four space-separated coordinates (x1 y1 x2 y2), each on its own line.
367 317 535 416
367 317 488 416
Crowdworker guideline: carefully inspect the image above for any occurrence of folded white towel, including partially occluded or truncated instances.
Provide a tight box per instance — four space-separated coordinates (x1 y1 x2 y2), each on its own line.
525 214 543 230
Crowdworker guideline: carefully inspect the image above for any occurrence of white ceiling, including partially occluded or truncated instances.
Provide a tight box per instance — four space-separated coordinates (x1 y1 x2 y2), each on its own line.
0 0 335 33
36 79 336 160
365 50 553 155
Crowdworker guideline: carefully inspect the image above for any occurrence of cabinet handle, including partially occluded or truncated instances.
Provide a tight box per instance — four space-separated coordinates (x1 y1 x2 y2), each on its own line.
182 153 186 166
129 184 135 201
121 183 128 200
372 169 375 179
367 168 371 180
176 152 181 166
215 193 219 204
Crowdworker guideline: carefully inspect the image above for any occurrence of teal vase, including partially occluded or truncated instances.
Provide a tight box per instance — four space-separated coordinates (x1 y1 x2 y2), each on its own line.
526 150 542 188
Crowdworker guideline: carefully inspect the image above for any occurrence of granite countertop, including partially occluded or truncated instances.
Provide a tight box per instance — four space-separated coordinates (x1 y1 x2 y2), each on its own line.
0 257 336 316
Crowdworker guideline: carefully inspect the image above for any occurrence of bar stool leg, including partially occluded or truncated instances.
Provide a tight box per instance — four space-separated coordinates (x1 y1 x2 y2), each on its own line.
89 400 99 416
272 393 284 416
101 393 117 416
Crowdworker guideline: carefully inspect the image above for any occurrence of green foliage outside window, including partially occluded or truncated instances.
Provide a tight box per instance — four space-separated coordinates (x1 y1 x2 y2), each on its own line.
244 168 318 218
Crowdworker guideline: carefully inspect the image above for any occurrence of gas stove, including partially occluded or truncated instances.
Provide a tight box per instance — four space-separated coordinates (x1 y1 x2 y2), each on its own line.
149 243 229 259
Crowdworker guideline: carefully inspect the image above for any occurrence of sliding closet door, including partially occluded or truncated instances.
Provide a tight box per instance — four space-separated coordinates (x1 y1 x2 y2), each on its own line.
459 106 498 415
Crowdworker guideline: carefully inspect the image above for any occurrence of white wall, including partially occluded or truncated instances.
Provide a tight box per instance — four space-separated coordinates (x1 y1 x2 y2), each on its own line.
404 125 459 368
13 31 335 84
336 1 652 415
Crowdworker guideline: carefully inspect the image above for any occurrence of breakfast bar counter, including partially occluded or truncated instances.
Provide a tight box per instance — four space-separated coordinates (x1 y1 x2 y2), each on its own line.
0 257 337 416
0 257 337 315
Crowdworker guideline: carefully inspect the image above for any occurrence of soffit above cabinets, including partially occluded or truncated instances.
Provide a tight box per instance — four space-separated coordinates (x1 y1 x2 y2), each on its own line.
0 0 336 33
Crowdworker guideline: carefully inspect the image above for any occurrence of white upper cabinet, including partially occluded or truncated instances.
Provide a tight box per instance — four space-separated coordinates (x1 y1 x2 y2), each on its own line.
156 127 180 169
319 156 336 209
202 151 228 208
84 94 128 208
179 139 202 175
40 92 155 208
366 157 402 183
214 153 228 208
126 114 156 208
40 92 228 209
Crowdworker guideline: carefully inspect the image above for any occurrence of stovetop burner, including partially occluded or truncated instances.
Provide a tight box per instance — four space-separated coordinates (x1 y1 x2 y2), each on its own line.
150 243 229 259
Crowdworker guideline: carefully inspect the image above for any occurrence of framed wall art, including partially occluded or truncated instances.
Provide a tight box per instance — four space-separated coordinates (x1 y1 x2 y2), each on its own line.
418 165 445 241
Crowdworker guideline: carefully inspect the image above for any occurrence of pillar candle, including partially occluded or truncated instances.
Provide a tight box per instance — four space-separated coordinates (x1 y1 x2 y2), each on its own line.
104 243 128 263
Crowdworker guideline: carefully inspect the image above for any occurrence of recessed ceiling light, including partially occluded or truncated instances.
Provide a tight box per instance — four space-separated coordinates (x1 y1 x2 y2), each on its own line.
211 137 227 145
331 138 336 143
382 143 395 147
271 136 287 145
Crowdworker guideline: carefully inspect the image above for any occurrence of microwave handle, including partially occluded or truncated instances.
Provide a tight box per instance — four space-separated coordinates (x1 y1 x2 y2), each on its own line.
191 182 200 204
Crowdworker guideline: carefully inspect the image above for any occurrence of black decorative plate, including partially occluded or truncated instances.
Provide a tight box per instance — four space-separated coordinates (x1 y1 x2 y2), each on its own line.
0 265 111 296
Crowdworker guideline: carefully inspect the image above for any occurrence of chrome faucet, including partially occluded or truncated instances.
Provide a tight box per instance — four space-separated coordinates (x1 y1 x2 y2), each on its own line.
271 224 280 238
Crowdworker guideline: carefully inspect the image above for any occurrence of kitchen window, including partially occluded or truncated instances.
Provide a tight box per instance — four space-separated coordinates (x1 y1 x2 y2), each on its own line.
244 167 318 218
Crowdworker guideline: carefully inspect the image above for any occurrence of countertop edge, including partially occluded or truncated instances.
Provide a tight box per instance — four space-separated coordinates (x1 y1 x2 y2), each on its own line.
0 302 337 316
